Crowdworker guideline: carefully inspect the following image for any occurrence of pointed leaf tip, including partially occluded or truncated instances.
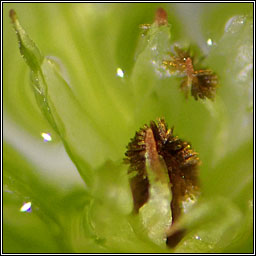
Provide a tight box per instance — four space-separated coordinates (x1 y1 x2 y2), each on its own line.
10 9 43 71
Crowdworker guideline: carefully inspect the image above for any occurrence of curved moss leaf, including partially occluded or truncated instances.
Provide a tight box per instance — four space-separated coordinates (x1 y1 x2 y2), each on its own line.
9 9 120 187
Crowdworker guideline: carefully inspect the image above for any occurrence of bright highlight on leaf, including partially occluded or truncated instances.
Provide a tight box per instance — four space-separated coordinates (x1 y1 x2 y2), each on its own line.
116 67 124 78
20 202 32 212
207 38 213 46
41 133 52 142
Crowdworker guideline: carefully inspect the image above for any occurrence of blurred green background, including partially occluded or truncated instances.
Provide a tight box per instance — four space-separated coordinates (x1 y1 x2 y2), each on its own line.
3 3 253 253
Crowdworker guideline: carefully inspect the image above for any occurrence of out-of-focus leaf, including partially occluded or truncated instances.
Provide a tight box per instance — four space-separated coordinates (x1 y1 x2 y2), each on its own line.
61 161 170 253
172 197 243 253
3 142 63 253
3 142 93 253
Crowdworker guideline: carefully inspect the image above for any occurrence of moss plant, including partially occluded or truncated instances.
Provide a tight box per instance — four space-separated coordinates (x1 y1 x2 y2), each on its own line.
3 3 253 253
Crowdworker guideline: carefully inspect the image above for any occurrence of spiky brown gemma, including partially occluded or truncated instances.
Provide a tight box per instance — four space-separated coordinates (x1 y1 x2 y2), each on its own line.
191 70 218 100
163 47 218 101
162 47 192 76
124 118 200 247
124 125 149 213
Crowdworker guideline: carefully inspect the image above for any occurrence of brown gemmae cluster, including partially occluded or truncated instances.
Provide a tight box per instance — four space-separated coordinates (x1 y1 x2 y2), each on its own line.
124 6 218 249
163 47 218 100
124 118 200 247
140 7 218 101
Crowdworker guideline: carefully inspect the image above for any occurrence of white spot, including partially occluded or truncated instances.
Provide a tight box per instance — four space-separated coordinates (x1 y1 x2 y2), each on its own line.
41 133 52 142
195 235 201 240
116 68 124 78
20 202 32 212
207 38 213 46
151 45 157 51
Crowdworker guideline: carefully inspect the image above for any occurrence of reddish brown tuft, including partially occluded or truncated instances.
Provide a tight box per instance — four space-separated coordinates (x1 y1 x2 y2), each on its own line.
155 8 168 26
9 9 17 23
